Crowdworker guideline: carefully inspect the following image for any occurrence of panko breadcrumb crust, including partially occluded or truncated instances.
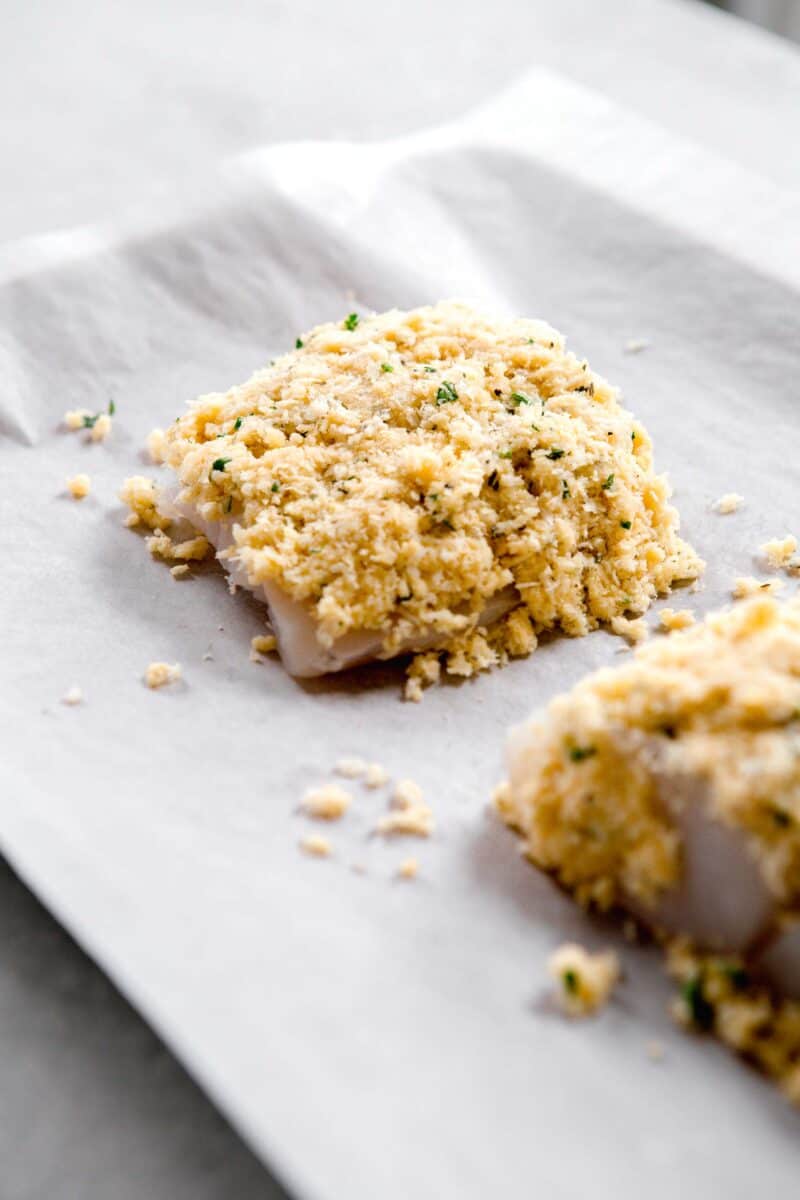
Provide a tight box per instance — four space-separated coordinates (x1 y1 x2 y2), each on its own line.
497 595 800 913
157 302 701 689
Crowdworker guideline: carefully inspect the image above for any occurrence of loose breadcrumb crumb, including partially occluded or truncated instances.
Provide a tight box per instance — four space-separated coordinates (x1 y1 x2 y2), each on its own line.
732 576 784 600
146 530 211 562
251 633 278 655
170 564 190 579
761 535 798 569
658 608 695 632
713 493 744 514
376 804 434 838
64 408 93 430
364 763 390 789
66 473 91 500
548 943 621 1016
623 338 650 354
146 427 168 464
300 834 331 858
90 413 112 442
301 784 352 820
61 686 83 706
610 614 648 644
334 757 368 779
120 476 171 531
393 779 423 809
404 653 441 702
397 858 419 879
144 661 182 689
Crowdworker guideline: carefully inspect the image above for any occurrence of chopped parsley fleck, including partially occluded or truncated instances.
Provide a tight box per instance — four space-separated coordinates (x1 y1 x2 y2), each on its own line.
271 481 281 493
233 416 243 431
526 337 536 344
436 381 459 405
620 519 632 530
722 963 751 991
487 469 500 491
602 474 615 490
510 391 533 407
562 480 570 500
209 457 231 478
82 412 100 429
225 495 233 513
568 745 597 763
546 448 565 461
108 399 116 416
498 449 513 459
343 312 359 331
380 363 394 373
423 365 436 373
682 975 714 1031
631 431 637 442
295 337 304 349
562 969 579 995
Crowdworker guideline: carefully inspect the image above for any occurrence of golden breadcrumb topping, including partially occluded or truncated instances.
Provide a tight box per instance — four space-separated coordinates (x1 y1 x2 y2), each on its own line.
301 784 352 820
547 943 621 1016
658 607 695 632
667 939 800 1105
159 302 701 683
67 473 91 500
397 858 419 879
170 564 190 579
713 493 744 514
498 595 800 910
144 661 182 689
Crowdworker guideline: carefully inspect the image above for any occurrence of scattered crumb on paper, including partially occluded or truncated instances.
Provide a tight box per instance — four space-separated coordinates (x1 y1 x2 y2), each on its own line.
144 661 182 689
658 608 694 632
301 784 352 820
66 473 91 499
548 943 620 1017
376 804 434 838
300 834 331 858
397 858 419 879
761 534 798 569
393 779 423 809
732 576 784 600
61 685 84 706
364 763 389 789
610 614 648 644
334 757 368 779
713 492 743 514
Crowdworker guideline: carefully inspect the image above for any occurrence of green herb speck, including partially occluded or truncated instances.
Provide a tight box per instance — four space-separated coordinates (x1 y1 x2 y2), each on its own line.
343 312 359 331
510 391 532 407
271 481 281 493
498 449 513 459
436 381 459 405
546 449 565 461
563 969 579 995
568 745 597 763
381 363 394 373
620 519 632 530
295 337 304 349
210 457 231 477
233 416 243 431
602 474 615 490
682 975 714 1031
562 480 570 500
424 365 436 373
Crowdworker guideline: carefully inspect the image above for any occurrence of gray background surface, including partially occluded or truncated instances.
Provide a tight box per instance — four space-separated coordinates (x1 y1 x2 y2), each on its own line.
1 2 798 1197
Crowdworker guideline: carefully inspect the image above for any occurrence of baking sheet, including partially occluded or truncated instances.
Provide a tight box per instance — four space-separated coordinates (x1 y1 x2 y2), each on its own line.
3 70 800 1199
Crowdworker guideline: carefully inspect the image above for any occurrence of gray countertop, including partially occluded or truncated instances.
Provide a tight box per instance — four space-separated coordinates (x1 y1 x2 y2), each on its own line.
2 1 798 1195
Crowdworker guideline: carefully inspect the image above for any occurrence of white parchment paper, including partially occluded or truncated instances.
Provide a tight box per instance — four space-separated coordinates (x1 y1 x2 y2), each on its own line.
2 71 800 1199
